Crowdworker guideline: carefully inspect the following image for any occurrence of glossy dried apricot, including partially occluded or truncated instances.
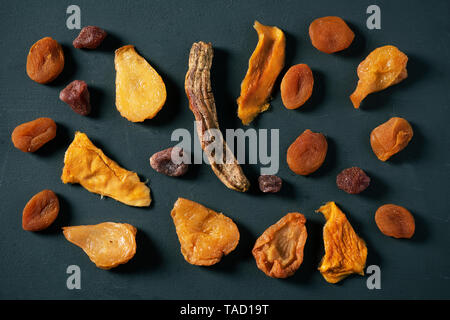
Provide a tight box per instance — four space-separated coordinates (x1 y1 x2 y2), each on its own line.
309 16 355 54
22 190 59 231
252 213 307 278
375 204 415 239
370 117 413 161
281 64 314 109
287 129 327 175
26 37 64 84
11 117 57 152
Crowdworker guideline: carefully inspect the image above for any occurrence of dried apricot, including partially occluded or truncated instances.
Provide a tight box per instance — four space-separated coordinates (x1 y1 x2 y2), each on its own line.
280 64 314 109
22 190 59 231
252 213 307 278
150 147 189 177
63 222 137 269
171 198 239 266
73 26 107 49
59 80 91 116
11 117 57 152
26 37 64 84
370 117 413 161
309 16 354 54
336 167 370 194
287 129 327 175
375 204 415 239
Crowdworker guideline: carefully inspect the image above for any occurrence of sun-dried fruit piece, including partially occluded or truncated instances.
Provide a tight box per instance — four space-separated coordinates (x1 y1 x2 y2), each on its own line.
281 64 314 109
287 129 327 175
11 117 57 152
73 26 107 49
237 21 286 125
350 45 408 108
370 117 413 161
26 37 64 84
22 190 59 231
252 213 307 278
150 147 189 177
59 80 91 116
316 202 367 283
309 16 355 54
115 45 166 122
170 198 239 266
336 167 370 194
258 175 282 193
63 222 137 269
375 204 415 239
61 132 151 207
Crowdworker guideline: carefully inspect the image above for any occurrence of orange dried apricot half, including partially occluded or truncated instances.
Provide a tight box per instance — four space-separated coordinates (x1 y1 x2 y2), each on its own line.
287 129 327 175
11 117 57 152
309 16 354 54
281 64 314 109
22 190 59 231
26 37 64 84
375 204 415 239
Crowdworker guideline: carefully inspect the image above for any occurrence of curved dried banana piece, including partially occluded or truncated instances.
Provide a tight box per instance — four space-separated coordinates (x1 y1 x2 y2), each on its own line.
350 45 408 108
316 202 367 283
63 222 137 269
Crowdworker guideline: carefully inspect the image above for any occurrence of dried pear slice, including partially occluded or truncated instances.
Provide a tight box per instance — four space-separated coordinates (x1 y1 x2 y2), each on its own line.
61 132 151 207
63 222 137 269
115 45 166 122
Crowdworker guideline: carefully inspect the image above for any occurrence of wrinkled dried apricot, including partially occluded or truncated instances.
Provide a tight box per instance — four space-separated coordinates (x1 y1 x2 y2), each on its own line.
59 80 91 116
26 37 64 84
63 222 137 269
280 64 314 109
350 45 408 108
375 204 415 239
171 198 239 266
317 202 367 283
11 117 57 152
252 213 307 278
370 117 413 161
22 190 59 231
73 26 107 49
287 129 327 175
336 167 370 194
309 16 355 54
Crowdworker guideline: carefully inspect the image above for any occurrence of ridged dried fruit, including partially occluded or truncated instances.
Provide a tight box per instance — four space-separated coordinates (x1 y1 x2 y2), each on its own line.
258 175 282 193
237 21 285 125
73 26 107 49
370 117 413 161
63 222 137 269
170 198 239 266
11 117 57 152
350 45 408 108
317 202 367 283
287 129 327 175
59 80 91 116
336 167 370 194
150 147 189 177
309 16 355 54
281 64 314 109
61 132 151 207
26 37 64 84
22 190 59 231
252 213 307 278
375 204 415 239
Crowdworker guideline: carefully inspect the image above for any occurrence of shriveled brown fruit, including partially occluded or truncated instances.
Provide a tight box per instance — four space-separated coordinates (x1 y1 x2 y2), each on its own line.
336 167 370 194
252 213 307 278
309 16 355 54
281 64 314 109
22 190 59 231
59 80 91 116
370 117 413 161
11 117 57 152
26 37 64 84
375 204 415 239
73 26 107 49
287 129 327 175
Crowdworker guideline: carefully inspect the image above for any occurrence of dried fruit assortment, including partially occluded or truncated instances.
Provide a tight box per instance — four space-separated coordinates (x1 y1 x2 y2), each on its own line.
309 16 355 54
150 147 189 177
22 190 59 231
280 64 314 110
59 80 91 116
375 204 415 239
73 26 107 49
11 117 57 152
26 37 64 84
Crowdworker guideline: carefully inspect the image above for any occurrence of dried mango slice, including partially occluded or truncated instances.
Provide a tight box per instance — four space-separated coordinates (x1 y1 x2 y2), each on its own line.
350 45 408 108
170 198 239 266
115 45 166 122
63 222 137 269
237 21 285 125
61 132 151 207
316 202 367 283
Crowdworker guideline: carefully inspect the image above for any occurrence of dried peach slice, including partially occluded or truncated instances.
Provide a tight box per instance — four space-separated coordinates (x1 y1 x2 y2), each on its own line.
63 222 137 269
170 198 239 266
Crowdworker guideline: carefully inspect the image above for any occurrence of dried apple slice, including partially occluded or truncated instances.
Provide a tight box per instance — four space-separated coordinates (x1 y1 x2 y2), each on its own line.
115 45 166 122
63 222 137 269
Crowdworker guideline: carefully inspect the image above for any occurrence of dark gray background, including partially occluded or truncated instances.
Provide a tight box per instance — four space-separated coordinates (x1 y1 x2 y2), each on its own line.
0 0 449 300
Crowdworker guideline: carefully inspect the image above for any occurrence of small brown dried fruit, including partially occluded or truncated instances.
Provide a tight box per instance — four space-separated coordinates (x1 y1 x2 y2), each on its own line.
375 204 415 239
336 167 370 194
11 117 57 152
59 80 91 116
252 213 307 278
258 175 282 193
22 190 59 231
281 64 314 109
309 16 355 54
26 37 64 84
150 147 189 177
287 129 327 175
73 26 107 49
